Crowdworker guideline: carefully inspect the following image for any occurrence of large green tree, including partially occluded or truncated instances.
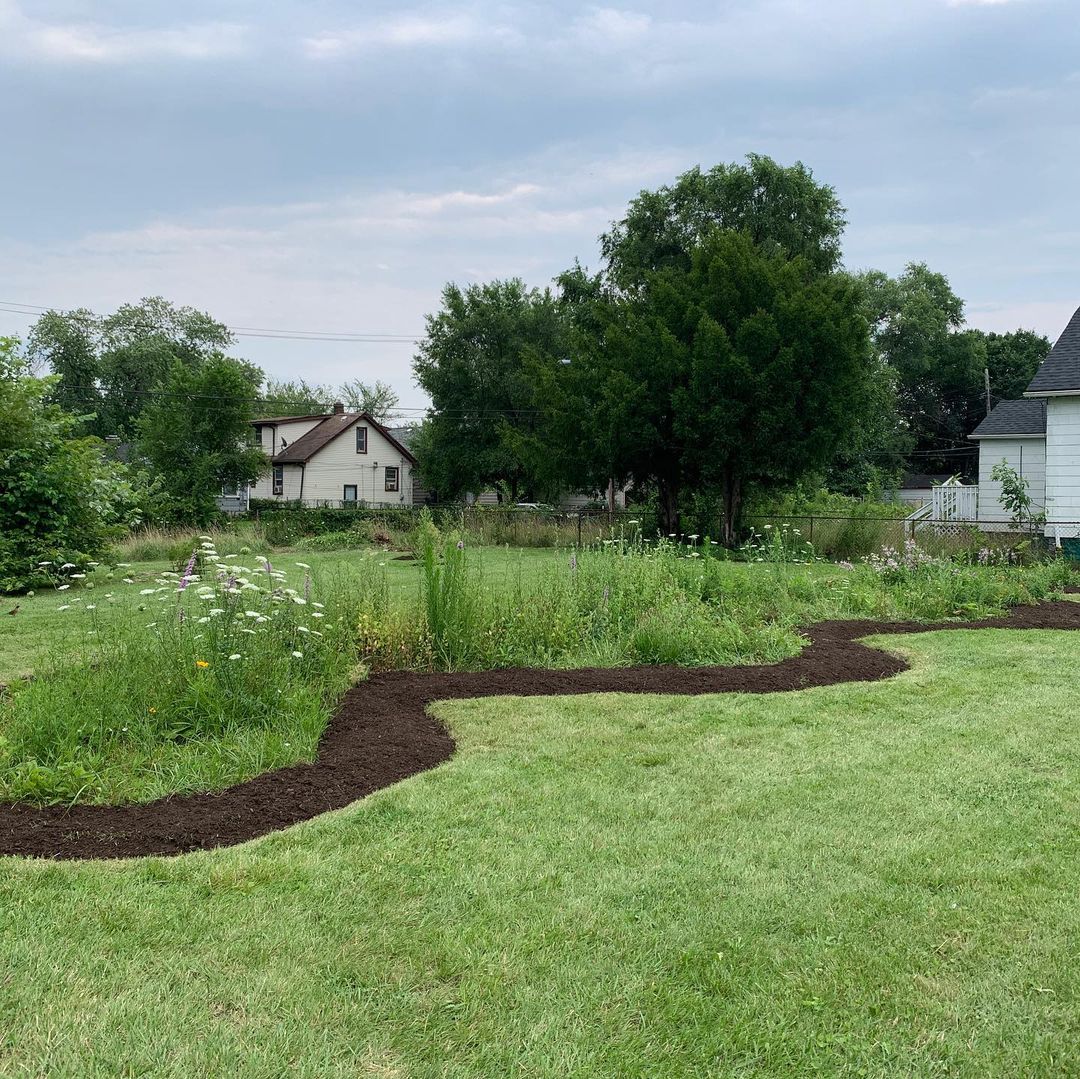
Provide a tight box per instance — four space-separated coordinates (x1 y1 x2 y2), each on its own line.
557 230 872 542
600 154 847 289
137 356 267 525
26 297 235 438
0 338 140 591
412 280 569 501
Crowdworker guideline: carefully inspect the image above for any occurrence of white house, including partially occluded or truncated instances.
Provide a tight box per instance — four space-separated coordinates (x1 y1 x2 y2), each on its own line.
243 403 418 508
969 303 1080 537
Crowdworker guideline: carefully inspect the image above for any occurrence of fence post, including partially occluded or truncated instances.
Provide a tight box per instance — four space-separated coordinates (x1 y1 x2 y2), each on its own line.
809 516 814 544
577 510 583 548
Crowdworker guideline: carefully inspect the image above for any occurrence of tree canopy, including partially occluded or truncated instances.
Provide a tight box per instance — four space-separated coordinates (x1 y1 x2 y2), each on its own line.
27 297 237 439
137 356 267 526
860 264 1050 475
412 280 569 502
557 230 872 540
600 155 846 288
261 377 400 421
0 338 140 591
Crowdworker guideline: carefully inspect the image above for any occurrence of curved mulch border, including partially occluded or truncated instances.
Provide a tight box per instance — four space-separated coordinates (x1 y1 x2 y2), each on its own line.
4 600 1080 861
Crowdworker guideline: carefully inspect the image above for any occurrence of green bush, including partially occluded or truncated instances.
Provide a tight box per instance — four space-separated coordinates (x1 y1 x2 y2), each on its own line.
0 339 140 593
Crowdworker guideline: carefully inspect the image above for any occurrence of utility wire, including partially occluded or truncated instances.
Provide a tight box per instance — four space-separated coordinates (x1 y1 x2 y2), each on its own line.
0 300 422 344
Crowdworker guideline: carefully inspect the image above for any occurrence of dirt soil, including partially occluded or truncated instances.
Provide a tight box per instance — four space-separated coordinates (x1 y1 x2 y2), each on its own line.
4 600 1080 861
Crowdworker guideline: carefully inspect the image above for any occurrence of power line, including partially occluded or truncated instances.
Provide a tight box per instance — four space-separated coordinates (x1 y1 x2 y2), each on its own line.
0 300 422 345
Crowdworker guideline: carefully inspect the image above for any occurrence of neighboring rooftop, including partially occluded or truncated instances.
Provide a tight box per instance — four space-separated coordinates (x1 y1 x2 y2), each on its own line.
271 410 417 464
969 398 1047 439
1026 304 1080 395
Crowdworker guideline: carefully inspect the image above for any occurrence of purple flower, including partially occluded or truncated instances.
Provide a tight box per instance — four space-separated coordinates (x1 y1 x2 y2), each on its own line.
569 552 577 572
178 549 198 591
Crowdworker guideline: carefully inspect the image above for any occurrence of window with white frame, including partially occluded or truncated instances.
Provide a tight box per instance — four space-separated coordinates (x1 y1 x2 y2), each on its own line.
384 466 399 492
272 465 284 495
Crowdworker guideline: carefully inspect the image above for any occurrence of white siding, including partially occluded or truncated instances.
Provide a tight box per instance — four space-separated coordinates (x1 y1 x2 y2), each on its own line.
250 420 324 501
977 438 1046 522
301 420 414 507
1045 396 1080 537
254 419 322 456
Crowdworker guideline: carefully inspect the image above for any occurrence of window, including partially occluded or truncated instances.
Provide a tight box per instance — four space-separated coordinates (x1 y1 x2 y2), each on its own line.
221 481 239 498
384 466 400 493
272 465 284 496
343 484 358 503
355 426 368 454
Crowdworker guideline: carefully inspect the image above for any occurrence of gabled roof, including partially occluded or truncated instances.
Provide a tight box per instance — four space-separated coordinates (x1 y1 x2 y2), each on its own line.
271 412 417 465
1026 304 1080 395
969 398 1046 440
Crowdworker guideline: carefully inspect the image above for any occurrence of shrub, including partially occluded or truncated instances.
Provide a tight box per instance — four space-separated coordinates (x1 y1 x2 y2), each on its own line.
0 340 140 593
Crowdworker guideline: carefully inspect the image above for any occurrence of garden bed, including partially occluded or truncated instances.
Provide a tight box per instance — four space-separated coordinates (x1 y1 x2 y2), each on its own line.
4 598 1079 861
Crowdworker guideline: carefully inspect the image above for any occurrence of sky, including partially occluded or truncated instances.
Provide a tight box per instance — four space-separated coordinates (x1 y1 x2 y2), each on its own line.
2 0 1079 410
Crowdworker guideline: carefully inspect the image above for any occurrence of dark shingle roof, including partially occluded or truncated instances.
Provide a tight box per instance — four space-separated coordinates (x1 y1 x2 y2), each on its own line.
272 412 417 464
1026 304 1080 394
386 425 418 449
969 399 1046 439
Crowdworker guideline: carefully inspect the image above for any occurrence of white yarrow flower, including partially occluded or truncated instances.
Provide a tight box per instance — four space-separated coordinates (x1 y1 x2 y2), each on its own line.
291 651 303 659
228 653 242 661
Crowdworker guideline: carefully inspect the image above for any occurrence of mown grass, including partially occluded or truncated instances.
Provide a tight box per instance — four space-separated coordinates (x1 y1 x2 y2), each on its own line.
2 629 1080 1075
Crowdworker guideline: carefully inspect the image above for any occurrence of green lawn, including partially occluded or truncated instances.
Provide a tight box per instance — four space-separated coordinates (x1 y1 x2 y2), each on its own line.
3 628 1079 1075
0 547 565 682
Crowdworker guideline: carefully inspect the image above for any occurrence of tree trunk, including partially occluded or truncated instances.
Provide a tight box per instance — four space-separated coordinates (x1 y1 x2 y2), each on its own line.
658 481 680 536
721 471 742 547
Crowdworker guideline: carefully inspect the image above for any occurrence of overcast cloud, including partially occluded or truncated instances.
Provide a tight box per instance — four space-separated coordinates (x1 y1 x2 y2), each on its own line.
1 0 1078 407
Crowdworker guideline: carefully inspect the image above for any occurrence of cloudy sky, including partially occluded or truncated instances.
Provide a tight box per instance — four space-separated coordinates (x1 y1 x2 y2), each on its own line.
2 0 1078 408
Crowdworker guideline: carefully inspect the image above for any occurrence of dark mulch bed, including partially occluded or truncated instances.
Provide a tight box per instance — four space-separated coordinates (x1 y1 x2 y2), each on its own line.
4 600 1080 861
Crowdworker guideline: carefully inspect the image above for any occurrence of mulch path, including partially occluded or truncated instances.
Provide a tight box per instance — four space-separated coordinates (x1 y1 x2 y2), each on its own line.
4 600 1080 861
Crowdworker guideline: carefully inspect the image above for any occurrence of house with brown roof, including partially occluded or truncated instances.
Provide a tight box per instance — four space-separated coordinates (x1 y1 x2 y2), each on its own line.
229 402 418 509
